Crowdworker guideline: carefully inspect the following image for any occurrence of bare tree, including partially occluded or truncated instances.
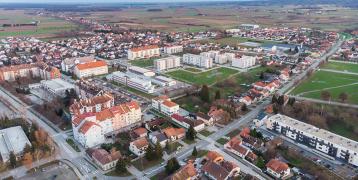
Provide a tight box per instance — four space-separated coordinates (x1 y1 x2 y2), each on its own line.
338 92 348 103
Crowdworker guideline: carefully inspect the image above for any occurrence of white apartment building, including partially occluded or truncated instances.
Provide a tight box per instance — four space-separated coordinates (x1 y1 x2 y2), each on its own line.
127 45 160 60
112 71 155 94
69 93 114 116
74 60 108 78
152 95 179 116
154 56 181 72
231 55 256 68
200 51 236 65
267 114 358 166
182 53 213 69
61 56 97 72
72 101 142 148
163 45 183 54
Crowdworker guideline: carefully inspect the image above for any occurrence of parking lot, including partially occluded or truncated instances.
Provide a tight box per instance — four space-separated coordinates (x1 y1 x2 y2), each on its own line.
19 162 78 180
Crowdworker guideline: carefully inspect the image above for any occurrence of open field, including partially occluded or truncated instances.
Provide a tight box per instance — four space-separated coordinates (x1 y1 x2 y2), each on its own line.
130 58 155 67
61 5 358 32
322 61 358 73
290 70 358 104
0 9 80 38
165 67 239 85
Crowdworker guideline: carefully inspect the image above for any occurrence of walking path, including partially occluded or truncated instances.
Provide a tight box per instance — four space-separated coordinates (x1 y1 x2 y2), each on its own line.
289 95 358 109
296 82 358 96
320 68 358 76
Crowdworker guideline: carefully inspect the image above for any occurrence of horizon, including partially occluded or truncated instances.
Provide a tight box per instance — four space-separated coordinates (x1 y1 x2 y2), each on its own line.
0 0 256 4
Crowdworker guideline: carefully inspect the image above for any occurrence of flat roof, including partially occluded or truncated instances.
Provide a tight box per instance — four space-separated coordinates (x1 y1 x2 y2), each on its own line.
129 66 153 74
41 78 75 90
0 126 31 161
154 76 175 83
270 114 358 152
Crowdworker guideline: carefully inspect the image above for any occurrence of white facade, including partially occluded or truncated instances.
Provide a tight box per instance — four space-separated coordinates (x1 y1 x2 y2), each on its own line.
128 66 155 77
231 55 256 68
73 61 108 79
128 45 160 60
152 76 176 87
163 45 183 54
112 71 155 94
152 96 179 116
154 56 181 72
183 53 213 69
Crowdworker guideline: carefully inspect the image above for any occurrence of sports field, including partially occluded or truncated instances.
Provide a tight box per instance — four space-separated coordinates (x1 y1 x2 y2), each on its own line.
290 70 358 104
165 67 239 85
322 61 358 73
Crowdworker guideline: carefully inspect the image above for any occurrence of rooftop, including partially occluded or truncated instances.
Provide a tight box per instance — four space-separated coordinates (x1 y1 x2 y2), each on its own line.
76 60 107 70
0 126 31 161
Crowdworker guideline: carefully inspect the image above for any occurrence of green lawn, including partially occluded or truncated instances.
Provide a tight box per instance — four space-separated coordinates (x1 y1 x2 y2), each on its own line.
216 138 229 145
166 67 239 85
200 129 214 137
322 61 358 73
105 170 132 177
66 138 81 152
165 142 182 154
183 138 196 145
130 58 155 67
291 70 358 104
184 67 202 73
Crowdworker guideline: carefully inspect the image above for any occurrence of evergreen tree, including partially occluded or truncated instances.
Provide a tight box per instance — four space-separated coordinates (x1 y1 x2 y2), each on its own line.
200 85 210 102
165 157 180 174
155 142 163 157
192 146 198 157
186 125 196 140
9 151 17 168
256 156 265 169
215 90 221 100
277 95 285 106
145 145 154 161
116 158 128 173
287 97 296 106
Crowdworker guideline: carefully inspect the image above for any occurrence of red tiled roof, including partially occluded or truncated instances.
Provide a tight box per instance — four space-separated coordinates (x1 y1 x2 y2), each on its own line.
92 149 121 165
79 121 100 134
76 61 107 70
133 127 148 136
266 159 289 173
162 100 178 108
130 45 159 52
132 138 149 149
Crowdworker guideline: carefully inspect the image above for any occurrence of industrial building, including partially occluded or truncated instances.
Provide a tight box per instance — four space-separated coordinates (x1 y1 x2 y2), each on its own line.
0 126 31 162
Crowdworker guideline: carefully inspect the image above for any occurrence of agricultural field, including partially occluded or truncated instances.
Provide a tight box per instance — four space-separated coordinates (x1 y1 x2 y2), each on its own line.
290 70 358 104
165 67 239 85
0 9 81 38
62 5 358 32
321 61 358 74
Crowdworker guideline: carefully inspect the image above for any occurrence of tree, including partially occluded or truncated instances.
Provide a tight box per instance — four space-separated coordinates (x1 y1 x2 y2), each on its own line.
165 157 180 174
22 152 33 169
192 146 198 157
338 92 348 103
259 72 264 80
9 151 16 168
155 142 163 158
23 143 32 153
145 145 154 161
241 104 248 112
256 156 265 169
287 97 296 106
214 90 221 100
277 95 285 106
320 91 331 101
200 85 210 102
186 125 196 141
116 158 128 173
271 94 278 104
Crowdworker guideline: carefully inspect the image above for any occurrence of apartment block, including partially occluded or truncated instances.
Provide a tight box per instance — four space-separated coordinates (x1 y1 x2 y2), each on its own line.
151 95 179 115
74 60 108 78
163 45 183 54
182 53 213 69
231 55 256 68
154 55 181 72
127 45 160 60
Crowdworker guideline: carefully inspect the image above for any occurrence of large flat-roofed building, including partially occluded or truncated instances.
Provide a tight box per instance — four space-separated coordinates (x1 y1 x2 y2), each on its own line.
128 66 155 77
127 45 160 60
231 55 256 68
154 56 181 72
152 76 176 87
183 53 213 69
163 45 183 54
112 71 155 94
40 78 75 97
266 114 358 166
74 60 108 78
0 126 31 162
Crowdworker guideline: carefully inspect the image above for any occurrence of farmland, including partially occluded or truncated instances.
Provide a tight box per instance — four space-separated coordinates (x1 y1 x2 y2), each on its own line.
290 70 358 104
165 67 239 85
0 9 81 38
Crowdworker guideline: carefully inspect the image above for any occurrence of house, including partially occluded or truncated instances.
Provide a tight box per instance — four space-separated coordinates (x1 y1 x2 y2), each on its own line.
207 107 227 123
239 96 252 106
145 118 166 130
202 160 240 180
163 127 185 141
133 127 148 138
129 138 149 156
152 96 180 116
253 111 268 127
149 131 168 147
73 60 108 78
266 159 291 179
246 151 258 163
89 148 121 171
166 162 198 180
205 151 224 163
224 136 250 158
195 112 214 126
171 114 205 132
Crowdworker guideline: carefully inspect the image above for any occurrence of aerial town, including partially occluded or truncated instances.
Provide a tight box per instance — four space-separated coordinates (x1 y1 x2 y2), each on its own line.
0 1 358 180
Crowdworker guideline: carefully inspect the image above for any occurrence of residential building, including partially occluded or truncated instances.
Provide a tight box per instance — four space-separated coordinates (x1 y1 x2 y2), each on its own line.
128 45 160 60
208 107 227 124
267 114 358 166
166 162 198 180
61 56 97 73
195 112 214 126
202 151 240 180
205 151 224 163
69 93 114 116
128 66 155 77
154 56 181 72
253 111 268 127
112 71 155 94
266 159 291 179
72 101 142 148
171 114 205 132
0 126 31 162
224 136 250 158
89 148 121 171
201 51 235 64
0 62 60 81
149 131 168 147
152 95 179 115
40 78 75 97
231 55 256 68
183 53 213 69
74 60 108 78
133 127 148 138
162 127 185 141
129 137 149 156
163 45 183 55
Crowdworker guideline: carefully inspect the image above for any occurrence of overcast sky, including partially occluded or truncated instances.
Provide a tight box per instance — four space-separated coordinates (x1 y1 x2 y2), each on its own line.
0 0 250 3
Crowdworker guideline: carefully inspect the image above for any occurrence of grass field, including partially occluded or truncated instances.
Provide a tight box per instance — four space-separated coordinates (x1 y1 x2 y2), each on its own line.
165 67 239 85
184 67 202 73
291 70 358 104
322 61 358 73
130 58 155 67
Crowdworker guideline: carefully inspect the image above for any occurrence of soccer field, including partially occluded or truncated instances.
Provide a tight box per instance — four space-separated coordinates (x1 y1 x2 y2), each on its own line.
291 70 358 104
322 61 358 73
165 67 239 85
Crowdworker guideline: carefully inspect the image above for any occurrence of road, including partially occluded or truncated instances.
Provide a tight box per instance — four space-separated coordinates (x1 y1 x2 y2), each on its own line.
289 95 358 109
